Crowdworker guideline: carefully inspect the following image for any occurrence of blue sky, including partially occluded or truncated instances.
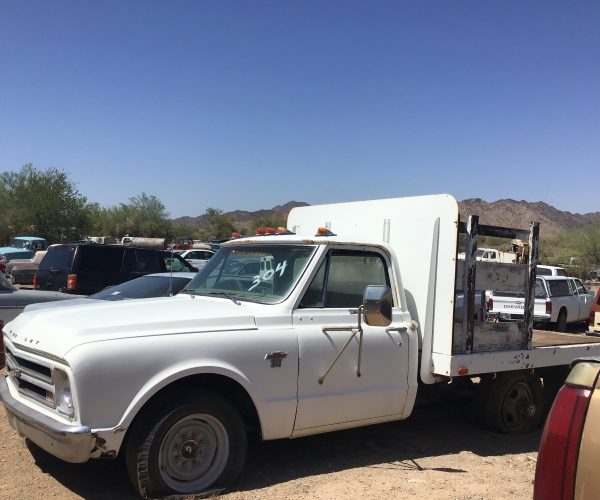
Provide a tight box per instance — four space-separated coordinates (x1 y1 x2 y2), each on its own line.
1 1 598 217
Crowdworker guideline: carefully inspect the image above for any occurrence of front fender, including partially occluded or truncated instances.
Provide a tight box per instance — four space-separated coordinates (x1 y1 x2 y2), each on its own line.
117 360 258 430
68 329 299 451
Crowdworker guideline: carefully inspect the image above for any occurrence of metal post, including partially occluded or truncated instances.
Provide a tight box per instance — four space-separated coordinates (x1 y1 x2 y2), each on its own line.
462 215 478 353
523 222 539 349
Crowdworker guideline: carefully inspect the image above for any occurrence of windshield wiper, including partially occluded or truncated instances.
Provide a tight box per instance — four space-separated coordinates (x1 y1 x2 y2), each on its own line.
209 291 242 305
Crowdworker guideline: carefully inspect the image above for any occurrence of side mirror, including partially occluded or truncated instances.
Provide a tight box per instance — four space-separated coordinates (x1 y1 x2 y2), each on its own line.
362 285 392 327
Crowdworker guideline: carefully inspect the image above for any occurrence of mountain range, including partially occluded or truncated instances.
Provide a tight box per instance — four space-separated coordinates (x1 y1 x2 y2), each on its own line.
173 198 600 238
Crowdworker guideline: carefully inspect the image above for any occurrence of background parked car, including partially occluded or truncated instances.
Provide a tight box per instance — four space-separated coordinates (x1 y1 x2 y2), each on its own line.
9 236 48 251
488 276 593 332
6 250 47 285
0 247 34 270
25 272 197 313
0 273 84 366
177 247 215 270
34 244 196 295
534 357 600 499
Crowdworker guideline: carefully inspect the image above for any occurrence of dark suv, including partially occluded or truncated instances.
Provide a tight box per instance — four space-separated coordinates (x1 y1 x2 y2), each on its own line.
35 244 196 295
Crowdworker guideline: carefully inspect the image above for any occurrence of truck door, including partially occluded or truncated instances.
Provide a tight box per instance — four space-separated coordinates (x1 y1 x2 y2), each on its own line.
573 279 592 321
292 248 409 434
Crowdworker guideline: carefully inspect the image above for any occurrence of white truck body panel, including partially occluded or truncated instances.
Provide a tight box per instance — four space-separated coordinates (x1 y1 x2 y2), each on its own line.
288 194 458 358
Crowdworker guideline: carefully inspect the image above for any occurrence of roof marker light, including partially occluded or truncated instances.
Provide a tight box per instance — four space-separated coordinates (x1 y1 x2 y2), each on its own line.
230 232 241 239
316 227 336 237
276 227 295 235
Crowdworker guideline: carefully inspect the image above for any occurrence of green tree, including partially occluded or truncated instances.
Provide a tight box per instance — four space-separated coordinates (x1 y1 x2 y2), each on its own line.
250 215 287 232
0 164 94 243
90 193 172 238
198 208 237 241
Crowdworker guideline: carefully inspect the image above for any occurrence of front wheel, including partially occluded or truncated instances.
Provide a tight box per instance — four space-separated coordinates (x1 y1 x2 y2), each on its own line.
126 390 247 498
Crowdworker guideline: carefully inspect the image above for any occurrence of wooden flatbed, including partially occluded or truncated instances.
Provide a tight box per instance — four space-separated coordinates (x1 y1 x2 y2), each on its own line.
532 330 600 348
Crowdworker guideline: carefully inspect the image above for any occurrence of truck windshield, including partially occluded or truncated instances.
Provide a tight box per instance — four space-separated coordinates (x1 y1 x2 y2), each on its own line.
183 244 316 304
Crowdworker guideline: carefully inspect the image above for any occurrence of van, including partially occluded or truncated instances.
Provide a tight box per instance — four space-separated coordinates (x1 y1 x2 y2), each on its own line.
35 244 195 295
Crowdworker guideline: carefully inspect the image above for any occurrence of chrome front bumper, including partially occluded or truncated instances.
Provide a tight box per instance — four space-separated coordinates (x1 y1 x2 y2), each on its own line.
0 376 95 463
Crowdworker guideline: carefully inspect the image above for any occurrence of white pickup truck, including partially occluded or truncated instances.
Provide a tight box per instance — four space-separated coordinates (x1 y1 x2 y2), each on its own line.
458 247 518 263
488 275 594 331
3 194 600 498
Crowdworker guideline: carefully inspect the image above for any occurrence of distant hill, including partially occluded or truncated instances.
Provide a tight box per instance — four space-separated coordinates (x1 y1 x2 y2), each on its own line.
171 201 309 233
459 198 600 238
172 198 600 238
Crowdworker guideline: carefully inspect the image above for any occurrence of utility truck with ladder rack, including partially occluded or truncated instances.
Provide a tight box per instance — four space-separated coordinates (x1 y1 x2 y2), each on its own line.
2 194 600 498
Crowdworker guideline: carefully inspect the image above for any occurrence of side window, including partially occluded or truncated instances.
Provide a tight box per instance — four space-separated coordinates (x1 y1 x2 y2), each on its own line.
299 259 326 308
574 279 587 295
537 267 551 276
556 269 567 277
300 250 390 309
535 279 547 299
79 246 123 272
136 250 162 273
548 280 571 297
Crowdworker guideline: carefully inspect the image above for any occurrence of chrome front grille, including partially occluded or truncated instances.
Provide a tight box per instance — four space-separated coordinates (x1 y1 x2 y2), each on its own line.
5 345 56 408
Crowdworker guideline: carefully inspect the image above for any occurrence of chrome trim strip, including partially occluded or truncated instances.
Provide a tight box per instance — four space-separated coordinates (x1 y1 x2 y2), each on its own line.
5 352 53 385
8 343 70 367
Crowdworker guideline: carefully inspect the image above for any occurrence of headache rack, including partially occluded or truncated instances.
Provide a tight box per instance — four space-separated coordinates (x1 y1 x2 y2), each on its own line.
453 215 540 354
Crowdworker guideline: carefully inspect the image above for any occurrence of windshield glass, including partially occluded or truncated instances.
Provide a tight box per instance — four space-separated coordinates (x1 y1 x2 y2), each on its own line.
184 244 316 304
475 249 485 258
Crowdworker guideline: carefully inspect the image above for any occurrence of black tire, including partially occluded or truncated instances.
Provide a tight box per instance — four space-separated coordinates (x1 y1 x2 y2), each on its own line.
482 372 544 433
556 309 568 332
125 390 247 499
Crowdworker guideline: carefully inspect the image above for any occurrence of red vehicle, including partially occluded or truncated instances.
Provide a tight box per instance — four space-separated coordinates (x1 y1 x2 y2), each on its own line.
534 358 600 499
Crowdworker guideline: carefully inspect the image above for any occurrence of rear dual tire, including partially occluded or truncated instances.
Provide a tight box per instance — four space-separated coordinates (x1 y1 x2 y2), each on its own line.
481 372 544 433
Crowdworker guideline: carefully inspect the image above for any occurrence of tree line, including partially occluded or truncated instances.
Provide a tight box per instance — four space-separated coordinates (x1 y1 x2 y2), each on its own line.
6 165 595 274
0 165 286 245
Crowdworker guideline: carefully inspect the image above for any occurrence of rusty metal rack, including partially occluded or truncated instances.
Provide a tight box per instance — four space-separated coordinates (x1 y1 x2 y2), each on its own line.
453 215 540 354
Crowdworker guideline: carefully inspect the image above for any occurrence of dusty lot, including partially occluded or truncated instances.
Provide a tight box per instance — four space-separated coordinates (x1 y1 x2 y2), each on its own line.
0 384 540 500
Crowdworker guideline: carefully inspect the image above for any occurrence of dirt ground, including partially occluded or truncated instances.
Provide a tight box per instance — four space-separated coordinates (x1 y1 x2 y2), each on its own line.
0 383 540 500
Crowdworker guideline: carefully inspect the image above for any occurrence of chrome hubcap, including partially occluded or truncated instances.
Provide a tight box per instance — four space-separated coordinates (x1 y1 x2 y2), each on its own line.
158 413 229 492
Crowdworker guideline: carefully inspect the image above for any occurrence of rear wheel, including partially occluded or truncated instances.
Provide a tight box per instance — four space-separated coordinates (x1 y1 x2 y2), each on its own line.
556 309 567 332
125 390 247 498
482 372 544 433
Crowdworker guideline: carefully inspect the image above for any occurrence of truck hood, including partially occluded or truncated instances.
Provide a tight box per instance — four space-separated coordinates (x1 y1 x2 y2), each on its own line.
4 294 261 359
